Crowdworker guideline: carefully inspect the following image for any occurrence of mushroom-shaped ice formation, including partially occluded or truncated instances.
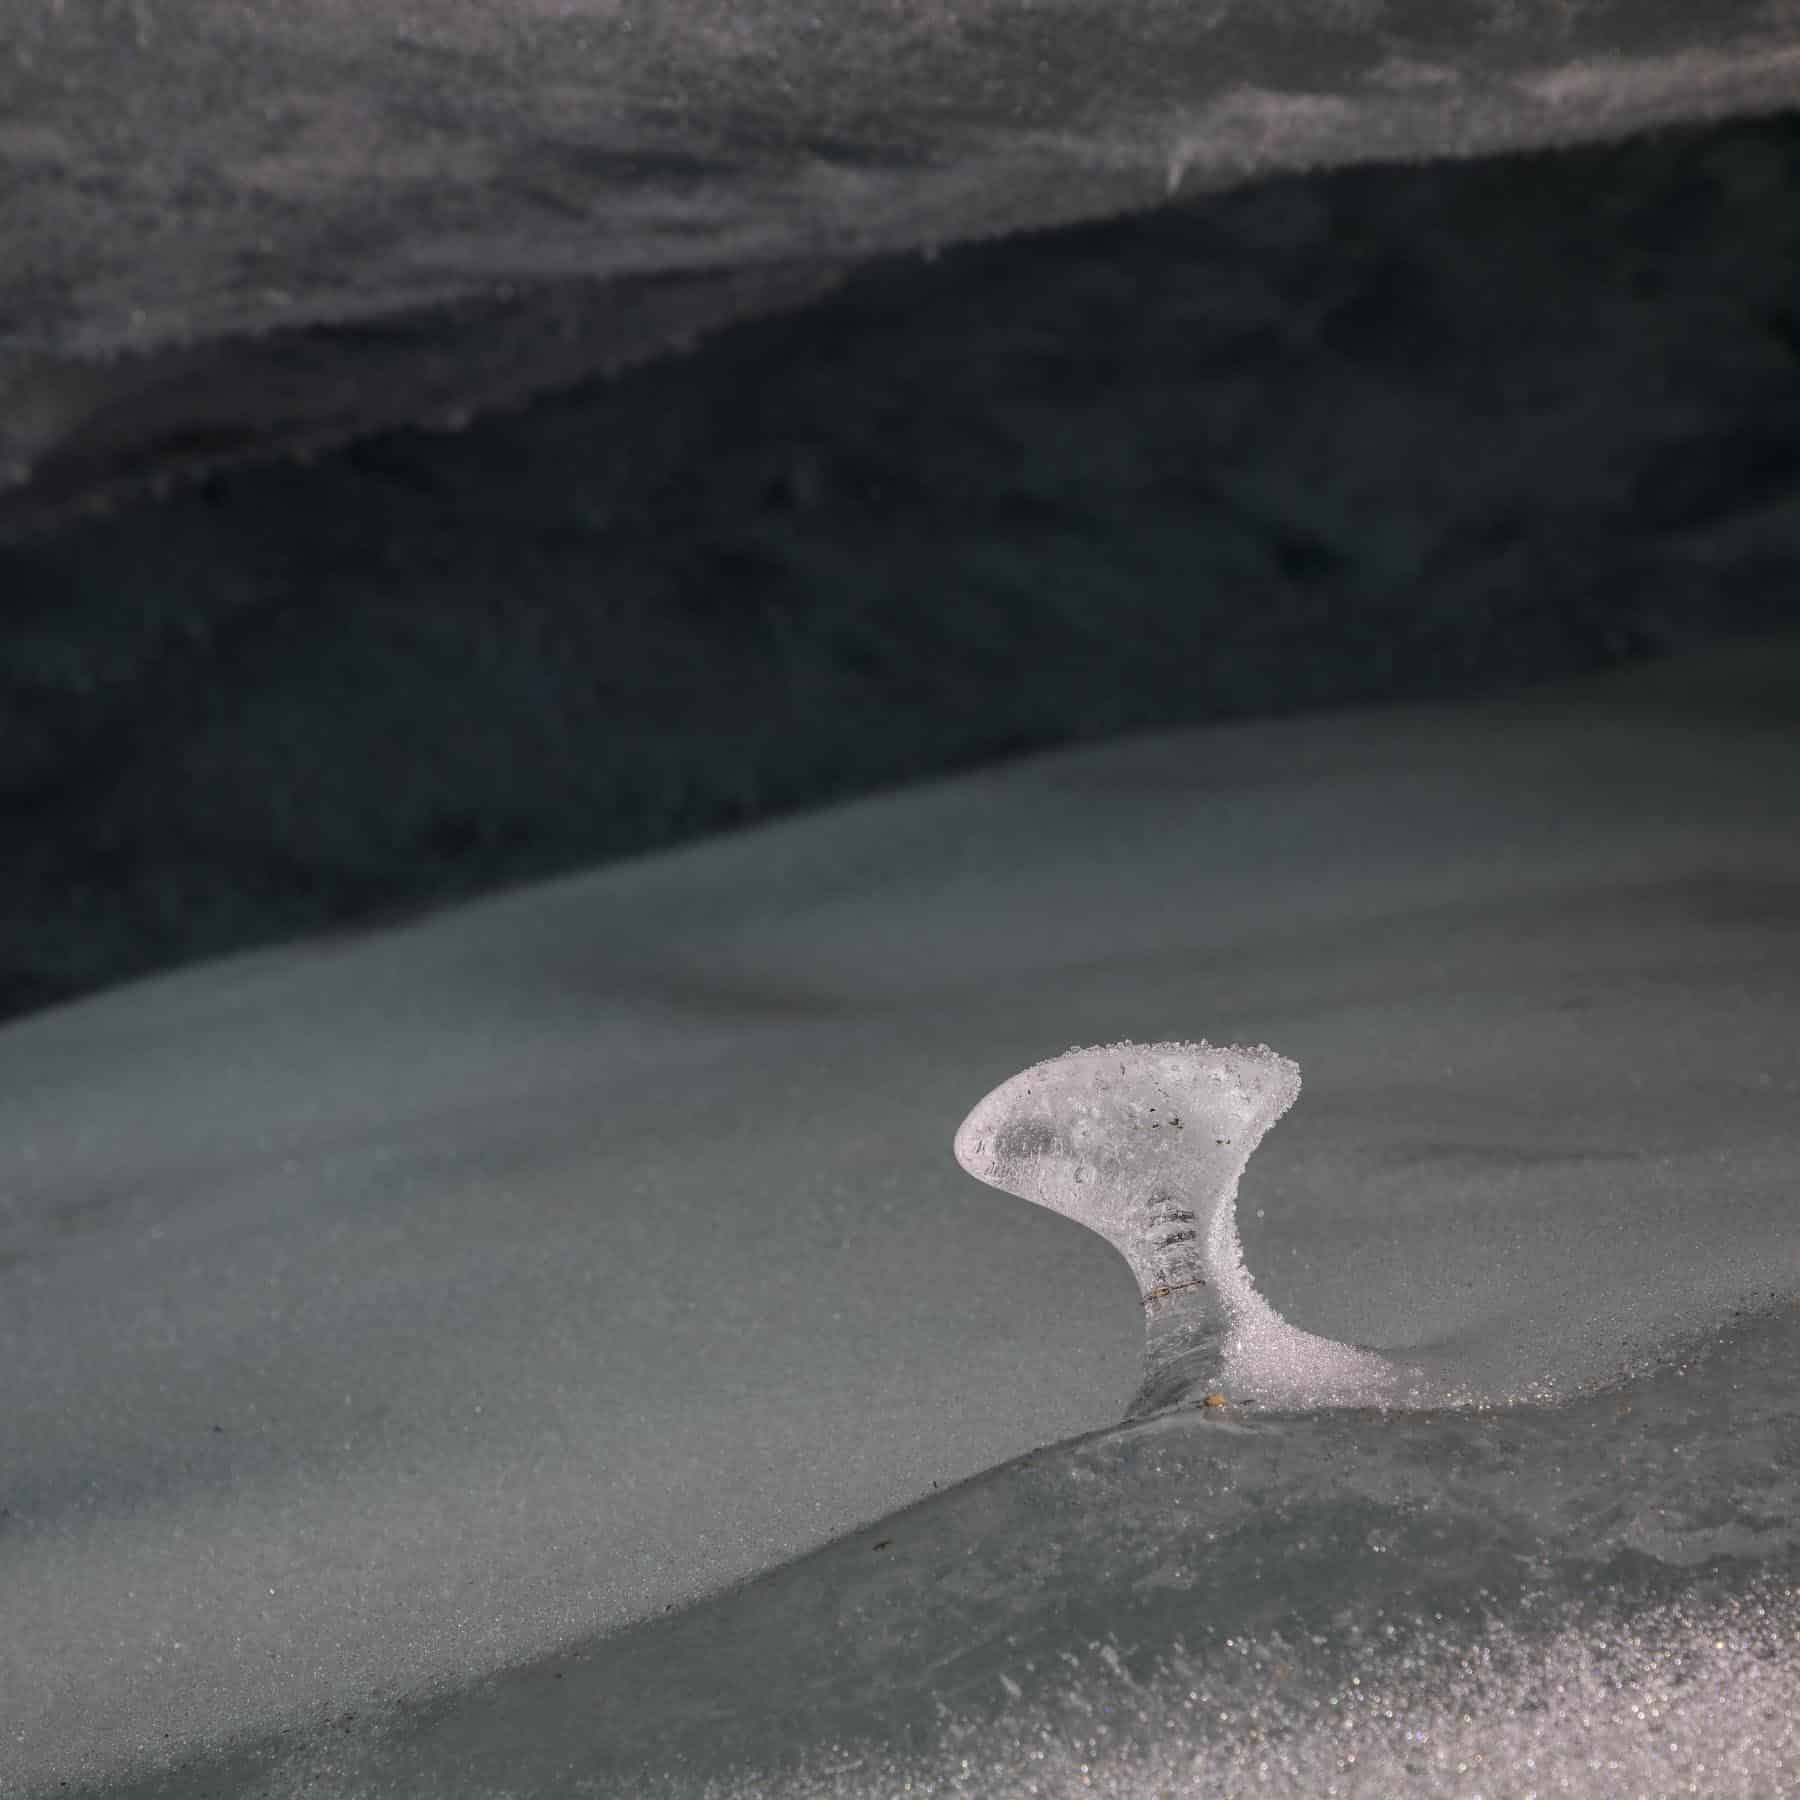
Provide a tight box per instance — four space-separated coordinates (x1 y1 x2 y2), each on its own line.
954 1041 1408 1416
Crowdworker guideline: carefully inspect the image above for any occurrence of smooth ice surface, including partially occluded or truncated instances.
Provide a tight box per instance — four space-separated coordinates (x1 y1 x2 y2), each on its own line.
5 638 1800 1793
956 1042 1402 1412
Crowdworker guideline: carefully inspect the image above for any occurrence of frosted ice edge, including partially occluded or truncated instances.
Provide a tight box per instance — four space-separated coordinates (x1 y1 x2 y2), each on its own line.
954 1039 1408 1415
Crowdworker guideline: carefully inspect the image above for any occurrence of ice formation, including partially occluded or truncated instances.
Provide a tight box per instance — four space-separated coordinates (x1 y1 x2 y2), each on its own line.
955 1041 1407 1414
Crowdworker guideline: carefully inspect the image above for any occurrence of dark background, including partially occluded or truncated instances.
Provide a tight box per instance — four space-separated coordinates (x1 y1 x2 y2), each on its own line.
3 110 1797 1027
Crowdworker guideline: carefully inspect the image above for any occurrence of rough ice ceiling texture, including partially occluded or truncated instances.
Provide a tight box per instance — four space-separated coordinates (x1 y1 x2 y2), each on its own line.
3 0 1799 518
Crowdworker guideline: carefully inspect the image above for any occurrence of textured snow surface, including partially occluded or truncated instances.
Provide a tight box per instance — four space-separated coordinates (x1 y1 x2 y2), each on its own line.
4 640 1799 1794
684 1582 1800 1800
85 1303 1800 1798
644 1304 1800 1800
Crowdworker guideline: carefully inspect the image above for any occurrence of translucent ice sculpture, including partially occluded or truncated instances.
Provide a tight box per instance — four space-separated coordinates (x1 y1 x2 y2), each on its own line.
955 1041 1405 1415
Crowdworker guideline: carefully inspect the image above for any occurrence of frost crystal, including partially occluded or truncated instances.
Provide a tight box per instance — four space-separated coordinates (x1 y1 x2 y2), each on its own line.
954 1040 1404 1414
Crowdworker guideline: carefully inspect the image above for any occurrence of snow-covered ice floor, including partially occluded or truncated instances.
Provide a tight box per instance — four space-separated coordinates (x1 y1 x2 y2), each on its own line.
4 638 1797 1795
